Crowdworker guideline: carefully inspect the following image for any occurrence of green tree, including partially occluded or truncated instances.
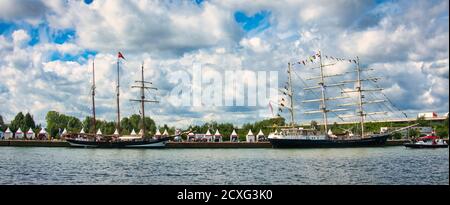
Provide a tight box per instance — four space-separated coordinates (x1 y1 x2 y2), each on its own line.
416 116 428 126
24 113 36 130
10 112 25 132
0 115 5 131
310 120 318 130
46 111 61 138
391 132 402 140
67 117 82 133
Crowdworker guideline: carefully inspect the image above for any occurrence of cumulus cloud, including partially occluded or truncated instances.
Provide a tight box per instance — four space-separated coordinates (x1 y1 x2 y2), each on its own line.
0 0 448 127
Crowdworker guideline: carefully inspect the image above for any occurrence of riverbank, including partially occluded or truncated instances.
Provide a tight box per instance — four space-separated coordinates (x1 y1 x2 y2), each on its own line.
0 139 423 148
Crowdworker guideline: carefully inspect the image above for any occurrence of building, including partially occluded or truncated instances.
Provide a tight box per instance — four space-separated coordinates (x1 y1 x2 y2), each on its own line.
418 112 438 118
246 130 255 142
380 126 433 137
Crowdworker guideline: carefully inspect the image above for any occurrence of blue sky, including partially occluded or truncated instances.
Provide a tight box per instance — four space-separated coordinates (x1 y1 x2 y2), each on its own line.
0 0 448 128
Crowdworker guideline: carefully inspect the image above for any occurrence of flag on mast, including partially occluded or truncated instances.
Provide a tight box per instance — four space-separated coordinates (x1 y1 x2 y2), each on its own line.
118 51 125 60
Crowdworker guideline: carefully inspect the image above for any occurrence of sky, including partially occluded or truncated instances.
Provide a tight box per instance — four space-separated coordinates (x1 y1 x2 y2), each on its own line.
0 0 448 128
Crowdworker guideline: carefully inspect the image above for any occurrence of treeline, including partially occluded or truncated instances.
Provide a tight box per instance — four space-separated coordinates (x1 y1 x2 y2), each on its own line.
1 112 448 139
0 111 175 138
0 112 42 134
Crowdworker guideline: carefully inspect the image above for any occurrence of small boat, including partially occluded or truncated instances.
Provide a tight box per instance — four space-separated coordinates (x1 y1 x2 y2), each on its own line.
404 134 448 149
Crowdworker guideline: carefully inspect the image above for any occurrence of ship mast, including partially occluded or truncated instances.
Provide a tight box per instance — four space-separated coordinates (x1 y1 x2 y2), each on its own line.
130 63 158 138
287 62 295 126
91 60 96 138
116 57 121 132
340 57 387 138
317 51 329 132
302 51 350 133
355 57 365 138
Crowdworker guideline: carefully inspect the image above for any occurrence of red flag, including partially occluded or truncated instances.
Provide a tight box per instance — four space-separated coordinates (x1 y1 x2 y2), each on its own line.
118 52 125 60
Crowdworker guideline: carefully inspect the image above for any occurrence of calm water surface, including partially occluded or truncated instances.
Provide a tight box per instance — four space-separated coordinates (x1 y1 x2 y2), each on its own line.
0 146 448 184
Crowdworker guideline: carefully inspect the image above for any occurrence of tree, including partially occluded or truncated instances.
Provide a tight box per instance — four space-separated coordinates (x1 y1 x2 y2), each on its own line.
10 112 25 132
67 117 82 133
416 116 428 126
310 120 318 130
0 115 5 130
46 111 61 138
24 113 36 130
392 132 402 140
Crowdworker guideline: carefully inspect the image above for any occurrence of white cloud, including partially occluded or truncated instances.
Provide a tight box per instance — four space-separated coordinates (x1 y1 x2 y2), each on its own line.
240 37 270 53
0 0 448 128
12 29 30 48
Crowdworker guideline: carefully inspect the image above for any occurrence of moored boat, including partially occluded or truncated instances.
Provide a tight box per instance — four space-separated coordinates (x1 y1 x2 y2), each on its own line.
404 133 448 149
66 54 167 148
268 52 405 148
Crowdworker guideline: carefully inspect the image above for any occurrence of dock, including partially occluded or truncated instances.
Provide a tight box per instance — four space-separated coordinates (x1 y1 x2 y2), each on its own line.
0 139 425 148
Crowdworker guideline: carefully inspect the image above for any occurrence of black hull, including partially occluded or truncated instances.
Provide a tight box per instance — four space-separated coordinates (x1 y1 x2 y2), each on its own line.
269 134 390 148
404 144 449 149
66 138 169 148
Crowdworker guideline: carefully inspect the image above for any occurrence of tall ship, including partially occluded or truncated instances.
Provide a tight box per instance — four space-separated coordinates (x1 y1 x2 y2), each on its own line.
66 53 169 148
268 51 403 148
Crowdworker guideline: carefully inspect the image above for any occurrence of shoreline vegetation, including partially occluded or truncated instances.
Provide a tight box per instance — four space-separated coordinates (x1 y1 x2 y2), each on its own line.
0 111 448 141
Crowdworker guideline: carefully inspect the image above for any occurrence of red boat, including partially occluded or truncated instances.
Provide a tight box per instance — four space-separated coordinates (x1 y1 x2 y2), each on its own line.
404 132 448 148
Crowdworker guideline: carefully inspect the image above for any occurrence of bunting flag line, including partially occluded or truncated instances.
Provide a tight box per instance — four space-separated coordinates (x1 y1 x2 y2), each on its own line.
296 52 358 66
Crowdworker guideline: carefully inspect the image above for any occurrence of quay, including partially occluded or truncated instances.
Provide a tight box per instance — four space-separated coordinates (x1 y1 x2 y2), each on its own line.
0 139 427 148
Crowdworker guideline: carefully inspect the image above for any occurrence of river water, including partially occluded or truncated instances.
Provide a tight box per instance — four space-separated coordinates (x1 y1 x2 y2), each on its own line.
0 146 448 185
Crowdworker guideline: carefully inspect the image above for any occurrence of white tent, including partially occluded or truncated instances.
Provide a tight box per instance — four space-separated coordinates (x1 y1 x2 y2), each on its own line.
96 129 102 135
162 129 169 137
15 128 24 139
113 129 119 136
246 129 255 142
26 128 35 139
203 129 212 142
61 128 67 137
256 129 265 142
213 129 222 142
230 129 238 142
187 132 195 141
130 129 137 136
154 128 161 138
138 129 144 136
38 128 48 140
79 128 85 134
4 127 12 139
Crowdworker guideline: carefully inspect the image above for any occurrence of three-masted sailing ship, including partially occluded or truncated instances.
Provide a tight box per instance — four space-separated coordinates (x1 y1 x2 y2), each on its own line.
66 53 169 148
268 51 392 148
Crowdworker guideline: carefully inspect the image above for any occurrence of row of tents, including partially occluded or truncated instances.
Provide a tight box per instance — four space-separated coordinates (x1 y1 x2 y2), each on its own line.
0 127 49 140
184 129 266 142
1 126 267 142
